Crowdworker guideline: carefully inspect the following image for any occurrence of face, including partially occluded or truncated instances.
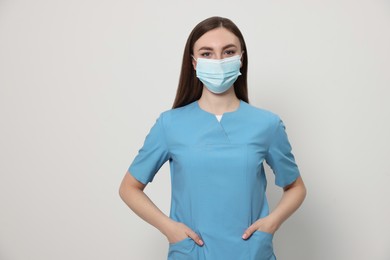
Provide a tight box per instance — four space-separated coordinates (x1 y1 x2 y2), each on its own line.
192 27 243 69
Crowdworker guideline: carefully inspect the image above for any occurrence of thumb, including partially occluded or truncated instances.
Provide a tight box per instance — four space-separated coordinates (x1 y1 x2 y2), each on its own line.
242 226 256 240
186 229 204 246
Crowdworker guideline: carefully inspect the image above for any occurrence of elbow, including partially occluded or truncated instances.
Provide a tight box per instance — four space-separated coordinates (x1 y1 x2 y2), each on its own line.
301 184 307 200
118 182 137 203
284 176 307 200
118 183 127 200
118 177 132 200
298 178 307 203
118 171 146 200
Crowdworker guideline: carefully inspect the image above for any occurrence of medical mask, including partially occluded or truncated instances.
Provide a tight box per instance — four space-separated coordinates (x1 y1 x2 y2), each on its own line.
193 55 242 94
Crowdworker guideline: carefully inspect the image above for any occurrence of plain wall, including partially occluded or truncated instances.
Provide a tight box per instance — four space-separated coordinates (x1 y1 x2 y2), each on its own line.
0 0 389 259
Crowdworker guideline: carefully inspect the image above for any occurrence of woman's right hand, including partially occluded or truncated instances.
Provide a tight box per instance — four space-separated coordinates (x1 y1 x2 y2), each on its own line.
164 220 204 246
119 173 204 246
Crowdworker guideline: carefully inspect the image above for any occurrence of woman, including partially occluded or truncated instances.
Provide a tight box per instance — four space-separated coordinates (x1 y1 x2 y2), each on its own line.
119 16 306 260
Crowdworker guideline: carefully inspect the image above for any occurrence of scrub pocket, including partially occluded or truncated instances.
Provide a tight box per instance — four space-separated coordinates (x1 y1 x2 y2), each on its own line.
249 231 276 260
168 237 197 260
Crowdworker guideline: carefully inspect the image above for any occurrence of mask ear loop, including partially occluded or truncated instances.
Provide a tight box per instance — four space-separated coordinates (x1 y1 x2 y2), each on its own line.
239 51 245 66
191 54 198 71
238 51 245 67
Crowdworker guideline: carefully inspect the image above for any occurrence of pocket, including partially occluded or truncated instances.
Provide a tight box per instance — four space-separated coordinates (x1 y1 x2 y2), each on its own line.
168 237 196 260
249 231 276 260
253 230 274 237
169 237 192 247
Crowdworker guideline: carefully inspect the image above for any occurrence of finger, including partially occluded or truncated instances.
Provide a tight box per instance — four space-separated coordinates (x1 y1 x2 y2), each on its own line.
186 230 204 246
242 226 256 240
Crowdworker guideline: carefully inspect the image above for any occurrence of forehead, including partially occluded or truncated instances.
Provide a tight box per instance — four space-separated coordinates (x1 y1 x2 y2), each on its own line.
193 27 241 51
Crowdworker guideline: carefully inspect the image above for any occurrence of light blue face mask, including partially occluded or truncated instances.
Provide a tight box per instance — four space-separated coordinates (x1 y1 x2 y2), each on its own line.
193 54 242 94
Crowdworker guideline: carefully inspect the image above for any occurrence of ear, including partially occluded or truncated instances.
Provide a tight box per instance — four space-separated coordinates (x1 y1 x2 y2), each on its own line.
240 51 245 68
192 57 197 70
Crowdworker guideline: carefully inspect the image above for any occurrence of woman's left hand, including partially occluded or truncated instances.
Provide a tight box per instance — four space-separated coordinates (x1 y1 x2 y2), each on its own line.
241 216 279 240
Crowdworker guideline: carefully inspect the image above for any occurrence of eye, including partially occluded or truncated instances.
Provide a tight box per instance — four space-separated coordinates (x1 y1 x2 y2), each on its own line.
200 52 212 58
224 49 236 56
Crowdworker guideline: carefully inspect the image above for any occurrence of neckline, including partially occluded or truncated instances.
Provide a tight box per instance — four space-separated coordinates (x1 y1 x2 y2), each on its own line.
195 99 243 117
215 114 223 122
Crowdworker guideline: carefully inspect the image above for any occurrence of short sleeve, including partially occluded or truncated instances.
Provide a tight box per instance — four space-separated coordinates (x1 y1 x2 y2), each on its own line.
128 114 170 184
265 117 300 188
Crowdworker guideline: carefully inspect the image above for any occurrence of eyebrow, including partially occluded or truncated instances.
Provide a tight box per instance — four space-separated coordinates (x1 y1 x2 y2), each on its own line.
197 44 238 52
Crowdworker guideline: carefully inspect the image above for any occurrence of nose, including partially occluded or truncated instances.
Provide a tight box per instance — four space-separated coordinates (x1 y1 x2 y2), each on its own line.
215 53 223 60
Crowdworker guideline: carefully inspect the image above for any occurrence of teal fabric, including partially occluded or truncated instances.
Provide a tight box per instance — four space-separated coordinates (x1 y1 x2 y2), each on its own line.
129 100 300 260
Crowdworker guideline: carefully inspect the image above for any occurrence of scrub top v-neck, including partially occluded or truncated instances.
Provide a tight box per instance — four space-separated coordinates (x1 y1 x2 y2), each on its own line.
128 100 300 260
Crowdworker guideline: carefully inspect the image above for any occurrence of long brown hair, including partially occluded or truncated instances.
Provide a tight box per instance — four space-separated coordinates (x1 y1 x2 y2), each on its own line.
172 16 249 109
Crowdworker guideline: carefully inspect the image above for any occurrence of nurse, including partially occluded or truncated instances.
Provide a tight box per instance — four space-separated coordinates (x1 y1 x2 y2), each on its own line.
119 16 307 260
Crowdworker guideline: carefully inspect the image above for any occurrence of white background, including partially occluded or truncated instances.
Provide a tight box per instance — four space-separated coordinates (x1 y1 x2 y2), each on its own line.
0 0 389 259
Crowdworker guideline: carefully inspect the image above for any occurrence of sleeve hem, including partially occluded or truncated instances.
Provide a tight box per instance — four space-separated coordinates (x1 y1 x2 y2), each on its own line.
128 167 151 185
275 172 300 188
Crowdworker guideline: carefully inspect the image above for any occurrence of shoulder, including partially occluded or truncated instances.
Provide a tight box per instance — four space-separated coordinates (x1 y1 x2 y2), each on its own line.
157 101 198 125
240 101 281 126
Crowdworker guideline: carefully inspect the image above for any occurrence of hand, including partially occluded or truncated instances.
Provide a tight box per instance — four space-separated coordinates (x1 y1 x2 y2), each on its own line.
164 220 204 246
241 216 279 240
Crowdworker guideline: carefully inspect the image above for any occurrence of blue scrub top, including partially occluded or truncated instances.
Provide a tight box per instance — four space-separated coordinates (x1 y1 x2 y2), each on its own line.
128 100 300 260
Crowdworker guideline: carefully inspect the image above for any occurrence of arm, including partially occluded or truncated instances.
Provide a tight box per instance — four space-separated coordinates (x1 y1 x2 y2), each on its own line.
119 171 204 245
242 176 306 239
